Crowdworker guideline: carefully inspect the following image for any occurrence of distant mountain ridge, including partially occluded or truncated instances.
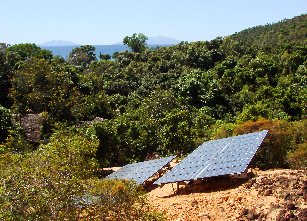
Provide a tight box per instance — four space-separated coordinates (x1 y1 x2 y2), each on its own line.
40 36 181 47
146 36 181 45
40 40 79 46
115 36 181 45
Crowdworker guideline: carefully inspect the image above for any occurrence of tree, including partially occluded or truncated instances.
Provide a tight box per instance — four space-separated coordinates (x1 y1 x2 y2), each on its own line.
99 53 111 60
67 45 97 68
123 33 148 53
0 43 10 51
0 49 14 108
10 58 52 114
112 51 119 60
5 43 53 63
0 105 11 144
1 44 53 108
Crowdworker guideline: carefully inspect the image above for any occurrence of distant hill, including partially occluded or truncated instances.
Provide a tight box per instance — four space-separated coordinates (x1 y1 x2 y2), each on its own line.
40 40 79 46
147 36 181 45
115 36 181 45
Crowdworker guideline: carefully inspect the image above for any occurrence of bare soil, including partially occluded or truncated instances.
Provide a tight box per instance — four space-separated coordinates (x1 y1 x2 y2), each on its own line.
146 169 307 220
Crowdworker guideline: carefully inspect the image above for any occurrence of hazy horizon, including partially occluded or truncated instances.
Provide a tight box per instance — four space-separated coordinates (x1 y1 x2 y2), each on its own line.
38 36 182 46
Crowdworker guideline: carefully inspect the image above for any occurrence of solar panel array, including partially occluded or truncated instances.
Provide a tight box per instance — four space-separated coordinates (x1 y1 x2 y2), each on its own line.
104 155 176 185
154 130 268 185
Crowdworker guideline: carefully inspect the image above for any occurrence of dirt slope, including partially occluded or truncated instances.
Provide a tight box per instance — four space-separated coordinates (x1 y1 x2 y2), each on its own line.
147 169 307 220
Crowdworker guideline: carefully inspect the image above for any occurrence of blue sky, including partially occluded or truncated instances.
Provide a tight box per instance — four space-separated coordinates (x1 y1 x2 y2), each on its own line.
1 0 307 45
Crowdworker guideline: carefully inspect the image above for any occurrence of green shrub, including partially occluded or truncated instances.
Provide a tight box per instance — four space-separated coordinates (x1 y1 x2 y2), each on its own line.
0 125 165 220
287 142 307 169
234 119 292 169
1 121 33 153
0 126 99 220
0 105 11 144
85 179 165 220
210 120 237 140
39 111 54 141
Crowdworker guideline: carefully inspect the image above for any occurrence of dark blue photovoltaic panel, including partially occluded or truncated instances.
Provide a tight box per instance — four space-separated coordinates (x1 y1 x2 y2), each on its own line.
104 155 176 185
154 130 268 184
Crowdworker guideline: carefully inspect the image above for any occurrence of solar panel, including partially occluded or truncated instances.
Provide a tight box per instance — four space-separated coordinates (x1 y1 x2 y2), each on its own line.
104 155 176 185
154 130 268 184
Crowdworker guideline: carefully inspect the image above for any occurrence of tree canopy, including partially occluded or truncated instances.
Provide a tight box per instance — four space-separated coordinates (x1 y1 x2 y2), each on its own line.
123 33 148 53
67 45 97 68
1 14 307 167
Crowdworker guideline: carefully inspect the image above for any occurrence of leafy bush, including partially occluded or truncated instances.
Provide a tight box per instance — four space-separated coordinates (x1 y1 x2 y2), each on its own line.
211 121 237 140
0 105 11 144
0 125 165 220
85 179 165 220
0 125 99 220
287 143 307 169
234 119 292 169
39 111 54 141
1 121 33 153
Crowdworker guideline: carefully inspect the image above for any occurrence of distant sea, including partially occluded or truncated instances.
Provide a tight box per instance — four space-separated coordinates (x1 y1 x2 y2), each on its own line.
40 44 173 60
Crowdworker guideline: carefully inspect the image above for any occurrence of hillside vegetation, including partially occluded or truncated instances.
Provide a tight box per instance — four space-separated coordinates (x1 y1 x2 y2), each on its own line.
0 14 307 220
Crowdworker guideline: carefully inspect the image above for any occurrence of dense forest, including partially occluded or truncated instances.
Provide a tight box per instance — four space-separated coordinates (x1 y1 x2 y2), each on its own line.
0 14 307 219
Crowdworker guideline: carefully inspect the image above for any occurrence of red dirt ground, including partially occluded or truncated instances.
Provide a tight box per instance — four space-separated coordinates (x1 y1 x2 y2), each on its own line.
146 168 307 220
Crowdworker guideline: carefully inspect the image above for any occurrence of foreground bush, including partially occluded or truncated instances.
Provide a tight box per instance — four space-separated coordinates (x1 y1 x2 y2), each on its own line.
234 119 292 169
0 126 98 220
287 143 307 169
84 179 165 220
0 126 164 220
0 105 11 144
233 119 307 170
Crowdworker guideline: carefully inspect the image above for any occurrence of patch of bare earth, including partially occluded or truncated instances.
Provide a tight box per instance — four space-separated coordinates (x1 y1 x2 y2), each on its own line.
147 169 307 220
